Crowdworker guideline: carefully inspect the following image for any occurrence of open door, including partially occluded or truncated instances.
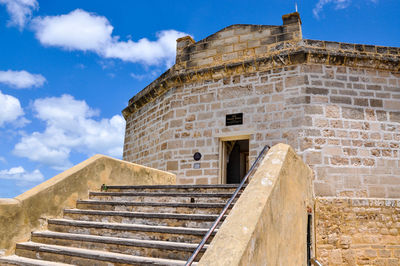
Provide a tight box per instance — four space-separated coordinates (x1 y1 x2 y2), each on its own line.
220 139 249 184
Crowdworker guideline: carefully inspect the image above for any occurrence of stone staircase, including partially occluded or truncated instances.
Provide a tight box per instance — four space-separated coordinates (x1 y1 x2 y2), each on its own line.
0 184 240 265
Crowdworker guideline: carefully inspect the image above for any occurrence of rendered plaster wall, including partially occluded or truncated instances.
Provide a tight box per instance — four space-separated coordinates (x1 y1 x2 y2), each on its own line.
0 155 175 255
198 143 313 266
315 197 400 265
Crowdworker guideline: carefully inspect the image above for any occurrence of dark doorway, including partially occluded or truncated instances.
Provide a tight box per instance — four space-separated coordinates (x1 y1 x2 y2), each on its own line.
226 140 249 184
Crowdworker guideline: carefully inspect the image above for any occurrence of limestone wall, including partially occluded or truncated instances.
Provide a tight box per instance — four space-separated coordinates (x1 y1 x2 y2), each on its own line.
0 155 175 255
123 64 305 184
315 197 400 265
301 65 400 198
123 62 400 198
198 144 313 266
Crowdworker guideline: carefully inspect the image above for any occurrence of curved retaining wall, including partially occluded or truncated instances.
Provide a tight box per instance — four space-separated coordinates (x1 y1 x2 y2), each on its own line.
0 155 176 255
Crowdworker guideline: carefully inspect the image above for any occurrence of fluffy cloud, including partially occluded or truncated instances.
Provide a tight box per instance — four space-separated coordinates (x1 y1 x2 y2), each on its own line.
32 9 113 51
0 0 38 29
0 90 24 127
0 70 46 89
31 9 187 67
313 0 377 18
13 94 125 170
103 30 186 66
0 166 43 183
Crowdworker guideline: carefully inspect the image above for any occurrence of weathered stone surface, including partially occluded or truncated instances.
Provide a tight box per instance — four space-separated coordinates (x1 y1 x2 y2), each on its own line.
316 197 400 266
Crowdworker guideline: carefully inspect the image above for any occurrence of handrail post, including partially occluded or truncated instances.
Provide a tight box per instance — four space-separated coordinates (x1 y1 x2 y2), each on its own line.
310 258 323 266
185 145 270 265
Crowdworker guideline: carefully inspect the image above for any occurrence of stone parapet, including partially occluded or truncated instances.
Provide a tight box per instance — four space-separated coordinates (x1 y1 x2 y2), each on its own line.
174 15 302 71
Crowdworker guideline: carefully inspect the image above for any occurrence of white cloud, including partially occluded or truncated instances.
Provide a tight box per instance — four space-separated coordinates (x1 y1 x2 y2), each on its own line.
0 0 38 29
0 166 43 183
130 70 159 81
0 90 24 127
32 9 113 52
103 30 186 66
13 94 125 170
0 70 46 89
313 0 377 18
31 9 188 67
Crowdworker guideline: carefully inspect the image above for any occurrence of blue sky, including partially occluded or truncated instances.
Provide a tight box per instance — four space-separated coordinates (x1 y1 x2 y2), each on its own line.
0 0 399 198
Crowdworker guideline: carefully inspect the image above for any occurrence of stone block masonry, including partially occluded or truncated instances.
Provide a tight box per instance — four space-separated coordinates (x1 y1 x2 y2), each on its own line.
302 65 400 198
123 63 307 184
316 197 400 265
123 62 400 198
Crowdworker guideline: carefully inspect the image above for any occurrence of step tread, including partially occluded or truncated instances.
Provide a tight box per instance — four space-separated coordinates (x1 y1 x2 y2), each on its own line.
17 242 191 265
33 231 208 251
48 218 217 235
89 191 235 197
77 200 227 208
64 209 223 220
0 255 73 266
103 184 241 189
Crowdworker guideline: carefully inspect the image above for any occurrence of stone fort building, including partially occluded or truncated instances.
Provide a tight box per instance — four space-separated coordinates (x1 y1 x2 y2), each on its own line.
121 12 400 264
122 12 399 198
1 12 398 266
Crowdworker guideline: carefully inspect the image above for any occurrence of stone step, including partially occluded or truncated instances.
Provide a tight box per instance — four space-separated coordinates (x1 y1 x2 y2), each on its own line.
48 219 216 244
0 255 73 266
31 231 207 261
89 191 235 204
15 242 193 265
103 184 241 193
76 200 229 214
63 209 224 228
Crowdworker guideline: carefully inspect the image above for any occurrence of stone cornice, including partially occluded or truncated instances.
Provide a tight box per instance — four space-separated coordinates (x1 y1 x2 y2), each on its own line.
122 39 400 119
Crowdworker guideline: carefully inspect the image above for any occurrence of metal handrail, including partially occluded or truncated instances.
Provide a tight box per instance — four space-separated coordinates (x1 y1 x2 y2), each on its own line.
185 145 270 265
310 258 323 266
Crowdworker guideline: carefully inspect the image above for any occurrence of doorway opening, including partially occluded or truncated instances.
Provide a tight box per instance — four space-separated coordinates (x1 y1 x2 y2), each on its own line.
220 139 249 184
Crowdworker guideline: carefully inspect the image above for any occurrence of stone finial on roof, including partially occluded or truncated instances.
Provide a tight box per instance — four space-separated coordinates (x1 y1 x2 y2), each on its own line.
176 36 195 64
282 12 302 25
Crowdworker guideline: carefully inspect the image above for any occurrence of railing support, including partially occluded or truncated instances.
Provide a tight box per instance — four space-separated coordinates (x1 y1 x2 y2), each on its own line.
310 258 323 266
